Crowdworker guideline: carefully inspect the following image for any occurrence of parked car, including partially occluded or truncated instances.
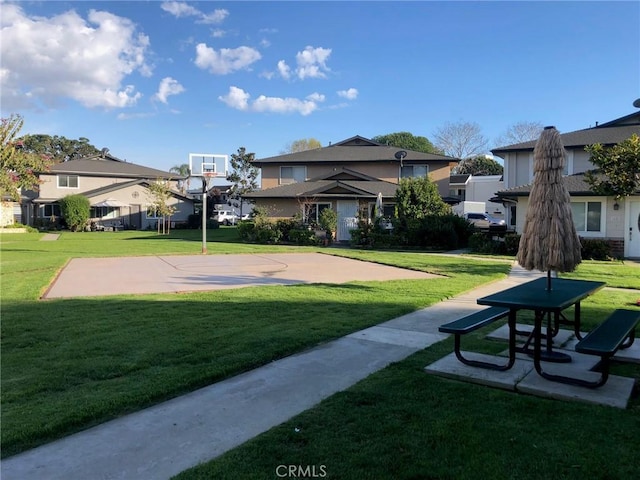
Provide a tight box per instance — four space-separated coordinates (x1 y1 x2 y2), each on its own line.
212 210 239 225
464 212 507 231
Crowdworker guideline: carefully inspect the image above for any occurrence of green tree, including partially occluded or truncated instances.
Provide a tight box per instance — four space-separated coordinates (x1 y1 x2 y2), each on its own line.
169 163 190 194
281 138 322 154
454 155 504 176
17 133 100 162
1 114 54 201
147 180 176 234
371 132 441 154
394 176 451 221
227 147 259 216
58 194 90 232
584 134 640 200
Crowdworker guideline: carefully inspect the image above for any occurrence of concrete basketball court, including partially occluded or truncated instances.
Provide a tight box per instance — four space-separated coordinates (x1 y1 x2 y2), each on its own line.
43 253 438 299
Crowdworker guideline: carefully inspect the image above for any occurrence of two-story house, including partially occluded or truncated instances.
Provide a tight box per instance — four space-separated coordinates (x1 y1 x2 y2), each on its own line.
244 135 459 241
25 150 194 230
492 110 640 258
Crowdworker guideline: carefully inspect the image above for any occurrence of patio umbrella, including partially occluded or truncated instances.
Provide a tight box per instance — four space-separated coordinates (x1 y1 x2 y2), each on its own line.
375 192 383 219
516 126 582 290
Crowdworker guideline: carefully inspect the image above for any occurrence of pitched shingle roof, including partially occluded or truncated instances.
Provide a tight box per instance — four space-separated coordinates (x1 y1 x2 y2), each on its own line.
245 180 399 199
46 153 182 179
495 172 640 198
254 136 458 165
492 112 640 155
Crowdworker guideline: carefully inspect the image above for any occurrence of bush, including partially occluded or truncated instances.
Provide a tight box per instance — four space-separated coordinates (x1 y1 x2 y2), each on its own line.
580 238 612 261
187 214 201 229
504 233 521 256
275 218 302 242
468 232 507 254
58 194 90 232
288 228 319 246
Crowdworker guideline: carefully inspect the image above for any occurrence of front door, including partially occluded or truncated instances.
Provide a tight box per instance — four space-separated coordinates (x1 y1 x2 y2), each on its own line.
336 200 358 242
627 200 640 258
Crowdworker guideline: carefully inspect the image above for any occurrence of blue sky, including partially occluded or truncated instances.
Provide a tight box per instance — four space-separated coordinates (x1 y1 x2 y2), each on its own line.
2 1 639 175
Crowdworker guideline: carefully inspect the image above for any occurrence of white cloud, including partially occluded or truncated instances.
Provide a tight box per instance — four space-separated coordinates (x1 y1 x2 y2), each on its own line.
161 2 228 24
295 46 331 79
277 60 291 80
337 88 358 100
218 86 250 111
218 86 324 116
211 29 225 38
153 77 185 104
0 4 151 110
195 43 261 74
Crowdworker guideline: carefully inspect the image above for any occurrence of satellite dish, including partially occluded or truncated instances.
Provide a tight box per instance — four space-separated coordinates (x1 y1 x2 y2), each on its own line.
394 150 407 160
633 98 640 108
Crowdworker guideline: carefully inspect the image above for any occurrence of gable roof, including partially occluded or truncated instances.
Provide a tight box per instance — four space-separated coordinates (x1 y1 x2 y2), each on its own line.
244 179 399 199
492 111 640 155
45 152 182 179
254 135 458 165
33 179 194 204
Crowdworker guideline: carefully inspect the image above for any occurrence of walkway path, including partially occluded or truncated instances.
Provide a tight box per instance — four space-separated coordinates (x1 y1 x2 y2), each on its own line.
0 265 549 480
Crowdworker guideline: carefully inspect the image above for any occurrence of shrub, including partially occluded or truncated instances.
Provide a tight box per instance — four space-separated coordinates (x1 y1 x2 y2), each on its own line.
58 194 90 232
237 221 255 241
318 208 338 241
468 232 507 254
504 233 521 256
275 218 302 242
288 228 319 245
187 214 201 229
580 238 612 261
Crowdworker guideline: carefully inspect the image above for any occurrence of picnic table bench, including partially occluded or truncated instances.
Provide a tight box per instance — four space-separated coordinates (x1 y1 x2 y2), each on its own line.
439 307 513 371
535 309 640 388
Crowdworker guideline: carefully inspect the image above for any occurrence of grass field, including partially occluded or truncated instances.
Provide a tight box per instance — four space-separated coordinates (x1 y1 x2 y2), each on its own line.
1 229 639 478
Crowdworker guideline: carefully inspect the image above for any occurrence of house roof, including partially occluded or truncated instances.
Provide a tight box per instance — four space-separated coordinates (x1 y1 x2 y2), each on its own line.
494 172 640 198
449 174 470 185
491 111 640 155
44 152 183 179
245 179 399 199
254 135 458 165
33 179 193 204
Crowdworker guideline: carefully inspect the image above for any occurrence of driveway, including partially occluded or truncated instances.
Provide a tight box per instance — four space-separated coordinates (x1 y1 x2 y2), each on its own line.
43 253 439 299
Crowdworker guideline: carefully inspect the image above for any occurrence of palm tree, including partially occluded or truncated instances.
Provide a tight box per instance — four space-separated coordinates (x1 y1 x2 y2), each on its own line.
169 163 190 194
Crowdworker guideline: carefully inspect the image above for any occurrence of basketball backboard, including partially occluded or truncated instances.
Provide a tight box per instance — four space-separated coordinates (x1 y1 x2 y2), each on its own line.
188 153 228 178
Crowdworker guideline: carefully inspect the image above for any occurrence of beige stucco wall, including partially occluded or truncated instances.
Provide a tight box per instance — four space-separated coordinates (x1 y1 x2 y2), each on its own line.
259 162 451 196
38 174 180 198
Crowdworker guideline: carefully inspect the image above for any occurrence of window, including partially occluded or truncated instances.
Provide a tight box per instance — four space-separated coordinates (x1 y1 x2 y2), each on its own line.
571 201 602 234
57 175 79 188
280 166 306 185
448 188 466 201
90 207 118 219
303 202 331 224
146 206 161 219
400 164 428 179
42 204 61 217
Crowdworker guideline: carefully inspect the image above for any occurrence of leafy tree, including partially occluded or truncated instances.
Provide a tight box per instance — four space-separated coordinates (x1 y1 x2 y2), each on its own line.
394 176 451 221
227 147 259 216
1 114 53 201
58 194 90 231
454 155 504 176
584 134 640 200
433 121 488 159
17 133 100 162
147 180 176 234
371 132 442 154
281 138 321 154
496 121 543 147
169 163 190 193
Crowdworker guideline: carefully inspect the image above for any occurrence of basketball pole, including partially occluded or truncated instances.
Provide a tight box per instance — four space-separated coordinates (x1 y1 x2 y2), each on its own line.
201 174 209 254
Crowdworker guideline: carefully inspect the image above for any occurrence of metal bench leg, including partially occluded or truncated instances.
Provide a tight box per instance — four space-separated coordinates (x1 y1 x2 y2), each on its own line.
533 320 610 388
452 312 516 371
620 330 636 350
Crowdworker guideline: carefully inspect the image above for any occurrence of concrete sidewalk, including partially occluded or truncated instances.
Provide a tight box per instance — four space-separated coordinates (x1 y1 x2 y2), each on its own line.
3 264 533 480
7 264 635 479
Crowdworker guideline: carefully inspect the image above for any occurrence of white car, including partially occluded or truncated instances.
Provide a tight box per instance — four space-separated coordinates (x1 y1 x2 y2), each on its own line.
464 212 507 231
212 210 239 225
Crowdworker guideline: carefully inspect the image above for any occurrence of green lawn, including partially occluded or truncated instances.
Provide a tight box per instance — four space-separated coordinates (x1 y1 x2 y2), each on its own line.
2 230 639 478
